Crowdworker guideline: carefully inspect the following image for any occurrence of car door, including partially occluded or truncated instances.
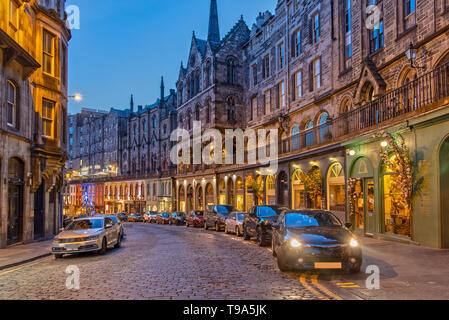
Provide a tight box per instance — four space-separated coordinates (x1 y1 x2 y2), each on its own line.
272 214 285 252
228 212 235 230
104 218 116 245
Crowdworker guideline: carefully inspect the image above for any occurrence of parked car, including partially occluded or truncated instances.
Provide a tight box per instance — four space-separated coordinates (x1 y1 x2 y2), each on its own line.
156 213 170 224
52 217 122 258
186 211 205 227
63 216 74 228
128 214 144 223
144 212 157 223
271 210 362 273
95 215 125 240
170 212 186 225
243 205 288 247
225 212 246 236
204 205 237 231
115 213 128 222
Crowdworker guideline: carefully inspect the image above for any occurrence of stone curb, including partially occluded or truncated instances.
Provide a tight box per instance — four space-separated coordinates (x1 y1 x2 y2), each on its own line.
0 253 52 272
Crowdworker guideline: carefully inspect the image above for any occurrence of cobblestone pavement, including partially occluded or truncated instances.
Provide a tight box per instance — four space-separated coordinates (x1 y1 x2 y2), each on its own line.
0 223 323 300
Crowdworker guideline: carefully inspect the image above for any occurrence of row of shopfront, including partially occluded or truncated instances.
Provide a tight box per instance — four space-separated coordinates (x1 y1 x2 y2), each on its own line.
63 177 175 217
65 107 449 249
175 104 449 249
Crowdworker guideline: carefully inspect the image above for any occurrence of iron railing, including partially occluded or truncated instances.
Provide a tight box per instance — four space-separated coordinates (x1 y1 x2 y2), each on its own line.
281 61 449 154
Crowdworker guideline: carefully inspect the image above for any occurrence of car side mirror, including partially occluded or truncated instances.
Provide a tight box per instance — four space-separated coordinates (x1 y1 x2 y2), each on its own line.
345 223 353 229
59 227 65 232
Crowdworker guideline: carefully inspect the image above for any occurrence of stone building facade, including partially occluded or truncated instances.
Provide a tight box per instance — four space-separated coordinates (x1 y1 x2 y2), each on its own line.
0 0 70 248
66 80 178 215
174 0 449 248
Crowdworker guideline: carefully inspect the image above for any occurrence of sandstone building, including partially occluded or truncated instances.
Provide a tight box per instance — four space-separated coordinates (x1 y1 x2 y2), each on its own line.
0 0 70 247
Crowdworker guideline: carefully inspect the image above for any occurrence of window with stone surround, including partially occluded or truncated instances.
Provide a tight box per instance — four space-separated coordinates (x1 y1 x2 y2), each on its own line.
42 98 55 138
294 70 302 100
264 90 271 115
9 0 18 30
262 55 270 79
278 81 286 108
43 30 56 76
344 0 352 68
292 28 301 58
252 63 258 86
278 42 285 69
312 11 320 43
7 80 18 128
310 58 321 91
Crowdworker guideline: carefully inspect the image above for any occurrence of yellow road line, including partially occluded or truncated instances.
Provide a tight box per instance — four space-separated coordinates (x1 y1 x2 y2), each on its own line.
340 285 360 288
337 282 355 285
310 274 343 300
300 272 329 300
0 257 52 276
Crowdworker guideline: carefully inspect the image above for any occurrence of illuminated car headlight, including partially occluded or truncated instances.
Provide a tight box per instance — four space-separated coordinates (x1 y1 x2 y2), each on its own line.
349 238 359 248
290 239 302 248
85 235 100 241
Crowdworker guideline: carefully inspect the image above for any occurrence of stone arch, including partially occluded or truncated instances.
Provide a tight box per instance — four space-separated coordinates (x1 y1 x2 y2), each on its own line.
434 50 449 68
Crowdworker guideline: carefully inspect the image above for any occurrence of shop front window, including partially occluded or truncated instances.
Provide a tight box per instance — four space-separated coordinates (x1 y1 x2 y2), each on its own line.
383 160 411 237
292 169 306 209
327 163 346 212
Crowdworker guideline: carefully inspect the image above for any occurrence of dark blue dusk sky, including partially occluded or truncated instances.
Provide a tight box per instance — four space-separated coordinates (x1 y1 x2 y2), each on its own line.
66 0 276 114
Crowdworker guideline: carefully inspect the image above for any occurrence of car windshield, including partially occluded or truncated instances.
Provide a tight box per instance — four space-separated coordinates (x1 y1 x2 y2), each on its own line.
237 214 246 221
109 216 118 223
257 206 287 218
66 219 103 230
285 212 342 228
216 206 235 214
162 213 169 217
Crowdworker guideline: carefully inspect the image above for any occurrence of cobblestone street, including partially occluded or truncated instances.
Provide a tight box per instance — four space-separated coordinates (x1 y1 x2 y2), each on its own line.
0 224 321 300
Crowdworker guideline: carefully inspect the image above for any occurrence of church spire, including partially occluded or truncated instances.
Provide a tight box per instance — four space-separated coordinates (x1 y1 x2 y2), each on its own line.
208 0 220 43
130 94 134 113
160 76 165 103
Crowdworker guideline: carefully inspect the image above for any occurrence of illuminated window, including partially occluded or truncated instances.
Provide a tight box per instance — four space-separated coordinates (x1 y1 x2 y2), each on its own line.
43 30 55 75
264 90 271 115
294 70 302 99
42 99 55 138
312 58 321 90
278 81 286 108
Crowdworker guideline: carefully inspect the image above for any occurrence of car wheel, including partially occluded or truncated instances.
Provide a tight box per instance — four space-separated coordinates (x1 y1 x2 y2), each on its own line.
215 223 220 232
277 255 290 272
235 226 241 237
98 238 107 255
346 260 362 274
225 224 229 234
271 238 277 257
204 221 208 230
186 221 189 227
114 235 121 249
54 254 63 259
243 226 250 241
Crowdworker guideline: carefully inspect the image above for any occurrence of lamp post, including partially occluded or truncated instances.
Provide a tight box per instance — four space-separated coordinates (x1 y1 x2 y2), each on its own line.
405 42 426 70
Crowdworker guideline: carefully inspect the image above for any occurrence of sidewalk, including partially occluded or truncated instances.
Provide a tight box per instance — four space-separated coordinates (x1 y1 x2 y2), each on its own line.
321 237 449 300
0 241 53 271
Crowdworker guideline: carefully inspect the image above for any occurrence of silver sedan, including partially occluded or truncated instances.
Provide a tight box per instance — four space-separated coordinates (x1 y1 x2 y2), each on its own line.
52 217 122 258
225 212 246 237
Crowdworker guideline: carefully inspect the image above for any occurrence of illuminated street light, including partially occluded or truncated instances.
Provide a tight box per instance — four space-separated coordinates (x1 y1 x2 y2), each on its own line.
349 150 356 156
381 141 388 148
69 94 83 101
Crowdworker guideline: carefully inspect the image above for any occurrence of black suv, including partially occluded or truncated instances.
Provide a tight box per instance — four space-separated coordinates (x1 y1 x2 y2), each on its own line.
204 205 237 231
243 205 289 246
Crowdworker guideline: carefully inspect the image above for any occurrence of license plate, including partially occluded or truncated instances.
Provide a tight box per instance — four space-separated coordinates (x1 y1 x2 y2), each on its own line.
314 262 342 269
65 244 80 252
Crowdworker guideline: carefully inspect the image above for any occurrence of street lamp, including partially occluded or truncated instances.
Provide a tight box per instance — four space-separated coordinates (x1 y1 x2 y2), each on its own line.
69 94 83 101
405 42 426 70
